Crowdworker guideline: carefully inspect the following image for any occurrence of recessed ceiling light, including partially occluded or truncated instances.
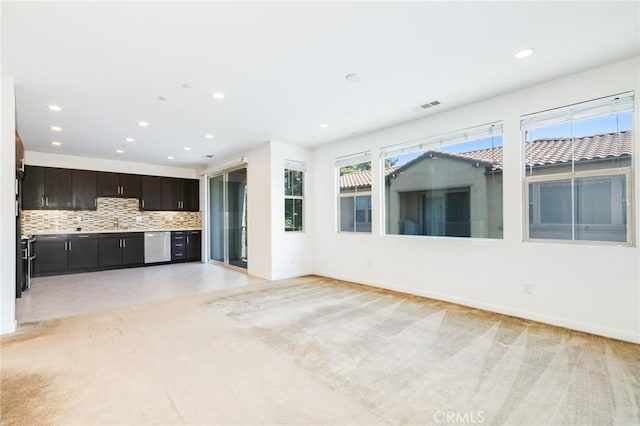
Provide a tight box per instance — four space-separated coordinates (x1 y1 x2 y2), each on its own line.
184 147 191 151
345 73 359 82
320 123 329 128
125 137 135 142
116 149 124 154
167 156 174 160
50 126 62 132
514 48 535 59
212 92 225 100
182 84 190 89
205 134 214 139
138 121 149 127
51 141 62 146
157 96 166 101
47 105 62 111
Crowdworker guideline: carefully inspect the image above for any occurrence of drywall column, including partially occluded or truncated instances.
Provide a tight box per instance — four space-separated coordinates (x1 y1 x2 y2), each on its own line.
269 141 312 280
246 142 272 279
0 76 17 334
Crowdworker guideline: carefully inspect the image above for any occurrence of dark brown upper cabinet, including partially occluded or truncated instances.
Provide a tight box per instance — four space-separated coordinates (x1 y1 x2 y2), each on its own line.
15 132 25 177
97 172 141 198
179 179 200 211
72 170 97 210
161 177 179 211
23 166 72 210
140 175 162 211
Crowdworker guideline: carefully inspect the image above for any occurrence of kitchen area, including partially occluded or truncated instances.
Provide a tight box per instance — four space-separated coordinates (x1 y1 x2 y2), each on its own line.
16 146 204 300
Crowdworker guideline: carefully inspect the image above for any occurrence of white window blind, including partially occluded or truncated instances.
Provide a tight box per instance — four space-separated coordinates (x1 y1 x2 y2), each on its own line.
335 151 372 168
284 160 307 172
521 91 634 131
379 122 503 159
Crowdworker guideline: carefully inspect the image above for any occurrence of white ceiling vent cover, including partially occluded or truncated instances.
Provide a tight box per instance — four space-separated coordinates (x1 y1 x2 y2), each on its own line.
420 100 441 109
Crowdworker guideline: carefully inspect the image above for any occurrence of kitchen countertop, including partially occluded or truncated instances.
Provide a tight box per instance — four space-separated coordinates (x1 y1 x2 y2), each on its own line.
26 228 202 236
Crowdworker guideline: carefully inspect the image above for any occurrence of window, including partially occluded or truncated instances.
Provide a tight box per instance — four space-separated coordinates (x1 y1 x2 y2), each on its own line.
381 122 503 239
284 163 305 232
523 92 633 244
337 152 372 233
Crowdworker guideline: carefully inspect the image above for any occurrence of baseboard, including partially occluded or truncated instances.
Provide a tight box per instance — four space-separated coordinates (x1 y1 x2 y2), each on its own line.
316 271 640 344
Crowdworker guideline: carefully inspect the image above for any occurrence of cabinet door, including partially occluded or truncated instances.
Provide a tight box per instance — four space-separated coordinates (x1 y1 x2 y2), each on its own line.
120 174 141 198
44 168 72 209
33 236 68 276
183 179 200 211
98 237 122 267
15 133 25 175
23 165 45 210
122 236 144 265
161 177 179 211
186 231 201 261
97 172 120 197
68 236 99 270
72 170 97 210
140 176 162 210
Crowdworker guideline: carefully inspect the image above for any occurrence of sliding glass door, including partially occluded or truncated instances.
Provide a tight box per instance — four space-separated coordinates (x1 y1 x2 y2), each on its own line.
209 167 247 269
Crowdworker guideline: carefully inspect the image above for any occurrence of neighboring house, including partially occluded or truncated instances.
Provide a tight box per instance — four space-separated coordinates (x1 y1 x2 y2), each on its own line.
339 131 632 240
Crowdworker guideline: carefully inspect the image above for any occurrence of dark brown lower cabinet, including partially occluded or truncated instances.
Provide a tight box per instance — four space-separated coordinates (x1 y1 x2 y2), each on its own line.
98 233 144 267
33 234 99 276
32 230 198 277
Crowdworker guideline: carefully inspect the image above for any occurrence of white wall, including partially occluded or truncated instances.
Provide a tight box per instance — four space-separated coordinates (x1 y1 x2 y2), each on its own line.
311 57 640 343
270 141 313 280
0 76 17 334
201 140 313 280
25 151 198 179
246 143 272 280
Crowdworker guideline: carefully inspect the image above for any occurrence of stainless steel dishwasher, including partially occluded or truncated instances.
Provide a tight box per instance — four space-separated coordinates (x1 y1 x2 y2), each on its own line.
144 232 171 263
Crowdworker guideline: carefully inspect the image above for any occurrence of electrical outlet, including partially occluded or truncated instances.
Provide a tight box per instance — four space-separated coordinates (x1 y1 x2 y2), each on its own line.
523 282 533 294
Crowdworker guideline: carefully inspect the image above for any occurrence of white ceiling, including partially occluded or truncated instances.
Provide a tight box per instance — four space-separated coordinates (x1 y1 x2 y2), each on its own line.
3 1 639 169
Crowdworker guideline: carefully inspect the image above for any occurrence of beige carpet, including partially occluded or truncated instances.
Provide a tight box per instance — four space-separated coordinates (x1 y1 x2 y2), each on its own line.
1 276 639 425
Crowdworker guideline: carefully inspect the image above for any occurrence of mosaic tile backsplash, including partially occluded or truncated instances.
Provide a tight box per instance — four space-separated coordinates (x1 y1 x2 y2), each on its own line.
22 198 201 235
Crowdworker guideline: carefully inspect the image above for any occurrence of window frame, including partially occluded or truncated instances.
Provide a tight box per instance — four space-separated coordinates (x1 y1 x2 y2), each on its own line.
380 122 504 240
284 168 304 232
338 190 373 234
524 167 633 246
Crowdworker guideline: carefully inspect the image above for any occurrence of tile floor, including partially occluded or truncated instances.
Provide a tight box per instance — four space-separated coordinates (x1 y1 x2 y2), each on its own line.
16 262 265 323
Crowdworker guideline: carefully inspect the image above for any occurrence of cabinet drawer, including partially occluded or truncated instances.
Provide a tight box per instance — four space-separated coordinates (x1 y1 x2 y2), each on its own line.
69 233 98 240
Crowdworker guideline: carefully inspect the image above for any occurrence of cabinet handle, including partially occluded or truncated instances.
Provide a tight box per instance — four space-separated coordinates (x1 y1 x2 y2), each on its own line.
64 241 68 251
187 236 189 244
142 200 145 209
123 239 126 248
41 196 45 206
119 239 122 248
68 241 72 251
45 197 49 206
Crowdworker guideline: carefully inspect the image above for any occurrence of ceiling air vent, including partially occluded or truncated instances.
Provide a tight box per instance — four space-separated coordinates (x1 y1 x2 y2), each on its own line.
420 100 441 109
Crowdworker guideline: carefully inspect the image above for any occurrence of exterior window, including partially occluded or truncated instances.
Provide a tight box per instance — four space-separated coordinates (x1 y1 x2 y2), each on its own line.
381 123 503 239
338 157 372 233
284 168 304 232
523 92 633 244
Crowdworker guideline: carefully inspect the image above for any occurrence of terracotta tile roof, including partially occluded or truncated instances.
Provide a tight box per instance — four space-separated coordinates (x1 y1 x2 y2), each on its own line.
340 131 632 189
340 167 396 190
460 130 632 170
